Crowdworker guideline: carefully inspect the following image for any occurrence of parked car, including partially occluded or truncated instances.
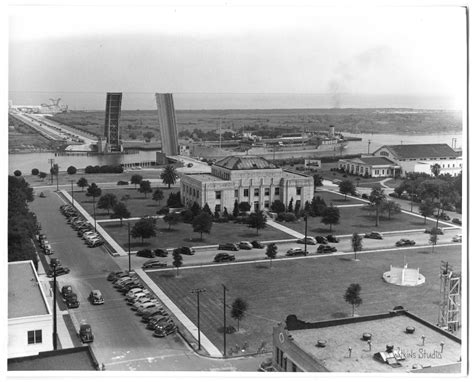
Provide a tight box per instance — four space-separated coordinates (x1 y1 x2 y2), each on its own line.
238 241 253 250
61 285 73 300
137 249 155 258
315 236 328 244
396 239 416 247
179 246 196 255
154 248 168 257
452 218 462 225
119 280 143 293
89 290 104 305
218 243 239 251
66 293 80 309
107 271 128 282
424 227 444 235
286 248 307 257
365 231 383 240
317 245 337 253
435 212 450 221
452 234 462 242
132 297 158 310
251 240 265 249
326 235 339 243
153 322 177 337
50 257 61 268
47 266 70 278
214 253 236 263
142 261 167 270
137 302 162 315
141 307 169 322
147 316 173 330
126 292 150 304
43 244 54 254
79 323 94 343
296 237 317 245
87 238 104 248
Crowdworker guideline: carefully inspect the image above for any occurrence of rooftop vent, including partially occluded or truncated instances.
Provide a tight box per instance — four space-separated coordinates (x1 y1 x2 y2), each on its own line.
316 340 327 348
362 333 372 341
406 326 415 334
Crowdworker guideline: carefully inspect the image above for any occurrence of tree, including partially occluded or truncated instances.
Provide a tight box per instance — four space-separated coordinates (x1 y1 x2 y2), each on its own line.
50 164 58 176
152 189 164 205
97 193 118 214
339 180 356 200
111 202 130 226
77 177 89 191
130 174 143 189
67 166 77 175
266 243 278 267
232 200 240 217
121 194 131 203
223 207 229 218
304 201 312 215
294 200 301 217
351 233 363 260
202 203 212 216
344 283 362 317
31 168 39 176
287 198 294 213
270 200 285 214
192 212 213 240
191 201 202 217
431 163 441 177
381 200 401 220
310 196 326 217
247 210 267 235
429 229 438 253
418 200 436 224
172 249 183 276
321 205 340 232
143 131 155 141
313 174 323 191
86 183 102 198
138 180 152 198
238 201 251 213
231 298 248 331
167 192 182 208
161 165 178 188
131 218 157 243
14 170 22 176
164 213 181 230
369 186 386 227
39 172 47 181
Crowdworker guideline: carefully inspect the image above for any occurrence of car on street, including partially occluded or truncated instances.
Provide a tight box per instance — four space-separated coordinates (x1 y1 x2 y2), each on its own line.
154 248 168 257
452 218 461 225
315 236 328 244
147 316 173 330
47 266 70 278
126 288 149 299
296 237 317 245
179 246 196 255
89 290 104 305
317 245 337 253
424 227 444 235
142 260 167 270
87 238 104 248
132 297 158 310
251 240 265 249
137 302 162 315
286 247 307 257
126 292 151 304
214 253 236 263
61 285 73 300
435 212 450 221
396 239 416 247
79 323 94 343
365 231 383 240
107 271 128 281
218 243 239 251
50 257 61 268
326 235 339 243
137 249 155 258
141 307 169 322
119 280 143 293
65 293 80 309
153 322 177 337
452 234 462 242
238 241 253 250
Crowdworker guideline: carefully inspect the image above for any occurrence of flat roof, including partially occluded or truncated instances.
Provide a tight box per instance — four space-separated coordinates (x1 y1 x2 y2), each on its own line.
282 170 311 179
8 261 50 319
289 314 461 373
184 173 230 183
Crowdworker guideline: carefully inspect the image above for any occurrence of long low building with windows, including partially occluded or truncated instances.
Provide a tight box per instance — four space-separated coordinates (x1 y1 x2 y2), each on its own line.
180 156 314 213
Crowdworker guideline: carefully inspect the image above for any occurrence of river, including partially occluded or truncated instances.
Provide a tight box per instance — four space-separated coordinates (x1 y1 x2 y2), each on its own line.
8 132 462 174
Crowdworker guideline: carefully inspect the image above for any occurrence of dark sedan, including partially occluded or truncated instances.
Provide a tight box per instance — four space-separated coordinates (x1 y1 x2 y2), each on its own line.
214 253 236 263
316 245 337 254
396 239 416 247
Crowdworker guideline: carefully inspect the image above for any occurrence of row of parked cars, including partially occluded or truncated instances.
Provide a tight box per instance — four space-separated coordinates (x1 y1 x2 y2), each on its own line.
60 204 104 247
36 233 71 277
108 271 178 337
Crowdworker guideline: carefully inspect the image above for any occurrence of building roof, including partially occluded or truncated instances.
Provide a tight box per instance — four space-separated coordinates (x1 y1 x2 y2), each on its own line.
184 173 230 183
358 156 398 166
381 144 458 159
214 156 277 170
8 261 50 319
285 311 461 373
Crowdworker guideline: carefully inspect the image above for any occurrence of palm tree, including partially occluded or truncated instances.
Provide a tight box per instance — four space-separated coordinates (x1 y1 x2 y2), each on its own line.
160 165 178 188
369 186 386 227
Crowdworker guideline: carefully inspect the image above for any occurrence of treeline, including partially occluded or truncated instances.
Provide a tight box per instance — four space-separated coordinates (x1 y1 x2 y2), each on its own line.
85 165 124 174
8 176 38 268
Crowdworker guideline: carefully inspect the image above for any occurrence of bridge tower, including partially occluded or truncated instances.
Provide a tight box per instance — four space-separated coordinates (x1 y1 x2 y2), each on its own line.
438 261 461 332
104 92 123 152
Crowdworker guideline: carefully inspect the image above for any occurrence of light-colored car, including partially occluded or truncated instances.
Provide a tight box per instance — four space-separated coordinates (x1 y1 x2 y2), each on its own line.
132 297 158 310
452 234 462 242
89 290 104 305
126 291 150 303
137 302 162 315
134 300 160 313
238 241 253 250
296 237 317 245
126 288 145 298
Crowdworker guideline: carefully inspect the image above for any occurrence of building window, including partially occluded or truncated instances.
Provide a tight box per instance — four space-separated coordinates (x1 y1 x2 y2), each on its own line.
193 189 196 197
215 204 221 212
265 188 270 196
375 170 379 175
296 187 301 196
283 356 287 371
380 151 389 156
254 188 260 197
292 363 297 372
382 170 385 175
264 201 270 208
234 189 238 198
244 189 249 197
274 187 280 196
216 191 221 200
197 191 199 198
27 330 42 344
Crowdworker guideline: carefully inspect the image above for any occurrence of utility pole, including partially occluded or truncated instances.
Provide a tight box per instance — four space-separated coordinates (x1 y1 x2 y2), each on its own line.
48 158 54 184
128 221 131 273
191 288 206 350
52 264 58 350
222 284 228 357
70 180 74 206
304 214 308 256
93 195 97 232
55 165 59 191
367 140 371 155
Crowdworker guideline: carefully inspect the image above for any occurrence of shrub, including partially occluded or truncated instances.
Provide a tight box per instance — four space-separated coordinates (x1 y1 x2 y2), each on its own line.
13 170 22 176
157 207 170 215
117 180 129 185
136 249 153 258
277 212 297 222
361 194 368 199
67 166 77 175
31 168 39 176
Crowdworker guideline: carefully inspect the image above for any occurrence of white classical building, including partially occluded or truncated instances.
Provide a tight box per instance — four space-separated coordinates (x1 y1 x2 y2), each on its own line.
8 261 53 358
339 144 462 178
180 156 314 213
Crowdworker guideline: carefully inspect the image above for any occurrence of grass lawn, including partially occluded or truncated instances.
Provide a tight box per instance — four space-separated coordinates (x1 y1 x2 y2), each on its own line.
280 191 452 236
101 219 293 250
148 246 461 355
73 186 177 218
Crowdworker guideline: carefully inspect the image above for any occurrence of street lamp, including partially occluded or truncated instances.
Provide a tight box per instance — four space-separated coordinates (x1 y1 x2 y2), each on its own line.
304 214 308 256
52 263 58 350
222 284 228 357
128 221 131 273
56 165 59 191
92 195 97 232
70 180 74 206
367 140 371 155
48 158 54 184
191 288 207 350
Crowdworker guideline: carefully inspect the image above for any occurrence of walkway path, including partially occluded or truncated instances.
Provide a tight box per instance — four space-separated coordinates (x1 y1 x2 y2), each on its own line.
266 219 304 239
135 269 222 358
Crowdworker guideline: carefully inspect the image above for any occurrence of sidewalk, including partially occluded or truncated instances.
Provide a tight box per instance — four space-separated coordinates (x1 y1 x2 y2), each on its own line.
266 219 304 239
135 269 222 357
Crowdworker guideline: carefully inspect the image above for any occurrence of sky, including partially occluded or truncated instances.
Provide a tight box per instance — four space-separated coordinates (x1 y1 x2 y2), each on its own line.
7 3 468 109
